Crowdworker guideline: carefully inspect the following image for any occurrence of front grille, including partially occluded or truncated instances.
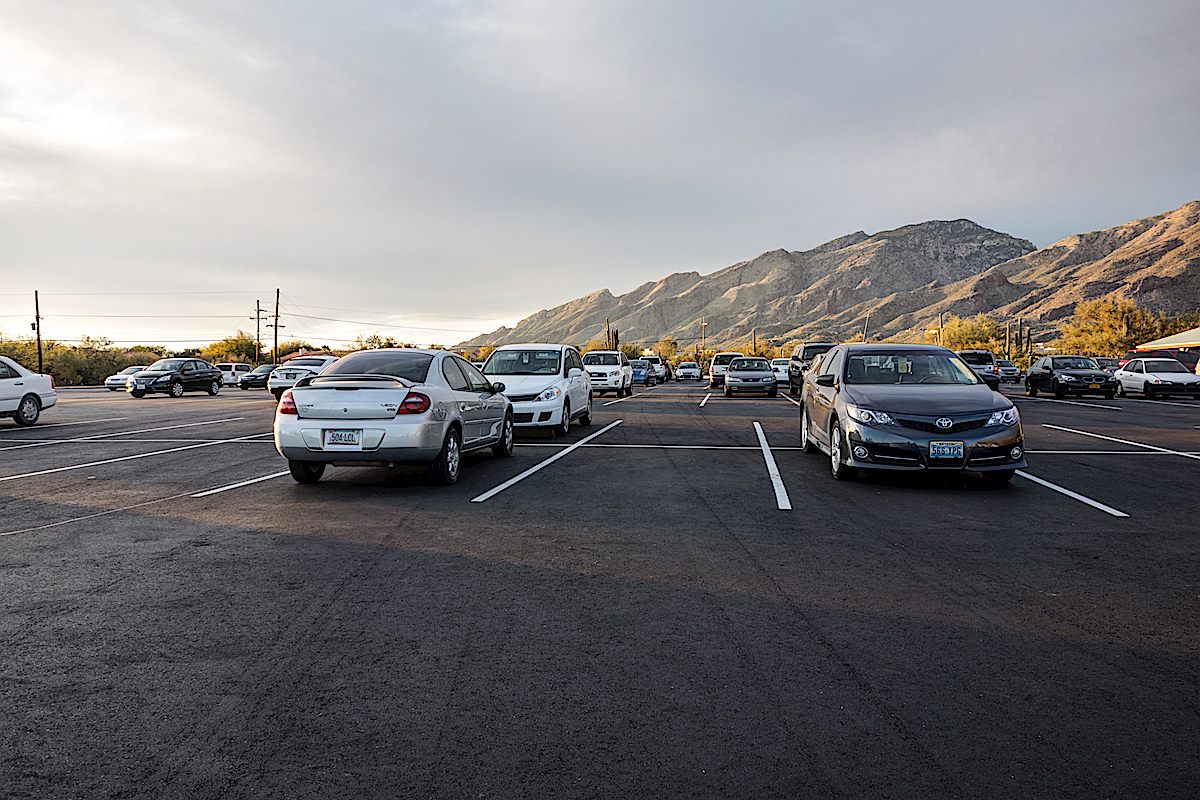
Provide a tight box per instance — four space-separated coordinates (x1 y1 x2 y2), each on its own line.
513 412 535 424
506 393 539 403
896 417 987 434
968 452 1010 465
865 443 921 465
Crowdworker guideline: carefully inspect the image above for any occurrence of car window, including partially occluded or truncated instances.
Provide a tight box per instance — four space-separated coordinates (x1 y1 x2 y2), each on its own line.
846 352 978 385
730 358 770 371
621 354 629 365
321 351 434 382
457 358 493 392
1051 357 1098 370
484 349 561 375
820 349 844 377
713 353 741 366
1144 359 1187 374
441 357 470 391
1126 361 1142 373
957 351 994 366
583 352 619 366
801 344 834 361
0 362 15 379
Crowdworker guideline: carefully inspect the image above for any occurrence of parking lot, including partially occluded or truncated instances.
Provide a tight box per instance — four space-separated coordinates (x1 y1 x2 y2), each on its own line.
2 383 1198 798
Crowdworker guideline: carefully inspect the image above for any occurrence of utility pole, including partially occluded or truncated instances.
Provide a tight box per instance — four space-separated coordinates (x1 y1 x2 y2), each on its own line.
751 328 757 354
938 311 944 346
251 300 269 364
862 312 870 342
267 288 284 361
700 319 707 358
33 290 43 373
1004 321 1011 359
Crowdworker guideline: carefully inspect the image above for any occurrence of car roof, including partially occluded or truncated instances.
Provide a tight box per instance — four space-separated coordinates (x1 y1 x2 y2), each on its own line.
584 350 620 354
842 343 953 353
714 351 744 355
494 343 572 351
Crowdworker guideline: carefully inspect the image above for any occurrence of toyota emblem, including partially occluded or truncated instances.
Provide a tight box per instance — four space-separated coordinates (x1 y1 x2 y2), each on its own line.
935 417 953 429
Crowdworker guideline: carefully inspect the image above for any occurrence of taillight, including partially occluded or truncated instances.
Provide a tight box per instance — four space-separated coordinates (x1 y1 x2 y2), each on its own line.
277 390 298 415
396 392 431 415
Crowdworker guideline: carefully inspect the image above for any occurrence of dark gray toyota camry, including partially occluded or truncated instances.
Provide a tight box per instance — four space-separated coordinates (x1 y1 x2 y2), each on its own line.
799 343 1026 483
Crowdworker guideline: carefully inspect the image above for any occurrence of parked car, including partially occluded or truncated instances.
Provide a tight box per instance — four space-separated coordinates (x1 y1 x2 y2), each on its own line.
631 359 657 386
799 344 1025 482
104 365 148 391
268 354 340 400
582 350 632 396
724 357 778 397
955 350 1003 391
126 358 224 398
787 342 836 396
275 349 513 485
770 358 789 383
1112 358 1200 399
237 363 277 390
1120 348 1199 372
643 355 668 382
1094 357 1120 373
996 359 1022 383
482 344 592 436
216 362 252 386
0 355 57 426
675 361 702 381
708 351 745 387
1025 355 1119 399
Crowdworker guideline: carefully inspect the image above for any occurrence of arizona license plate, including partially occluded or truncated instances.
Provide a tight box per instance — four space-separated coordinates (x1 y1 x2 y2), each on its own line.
929 441 964 459
324 429 362 448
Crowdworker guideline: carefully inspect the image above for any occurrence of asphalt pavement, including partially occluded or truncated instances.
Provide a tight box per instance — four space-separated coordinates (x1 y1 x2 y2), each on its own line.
1 382 1197 799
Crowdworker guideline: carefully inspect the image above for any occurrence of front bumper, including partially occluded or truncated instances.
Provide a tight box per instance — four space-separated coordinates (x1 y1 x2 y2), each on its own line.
586 373 624 390
726 379 776 393
511 398 565 427
1060 379 1119 395
843 418 1027 472
275 417 446 465
126 380 171 395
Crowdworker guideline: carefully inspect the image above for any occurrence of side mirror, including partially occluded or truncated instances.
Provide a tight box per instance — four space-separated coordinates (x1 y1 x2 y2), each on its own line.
491 382 506 394
815 374 835 387
568 367 582 378
1040 365 1052 371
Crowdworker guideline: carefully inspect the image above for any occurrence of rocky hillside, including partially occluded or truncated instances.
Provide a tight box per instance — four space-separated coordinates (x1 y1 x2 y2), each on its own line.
460 201 1200 349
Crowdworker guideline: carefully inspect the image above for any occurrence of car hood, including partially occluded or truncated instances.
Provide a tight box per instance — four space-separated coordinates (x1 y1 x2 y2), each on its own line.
843 383 1008 415
1146 371 1200 382
487 374 562 393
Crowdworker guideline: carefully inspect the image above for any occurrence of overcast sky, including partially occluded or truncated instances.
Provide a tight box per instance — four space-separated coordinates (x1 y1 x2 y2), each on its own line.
1 0 1198 347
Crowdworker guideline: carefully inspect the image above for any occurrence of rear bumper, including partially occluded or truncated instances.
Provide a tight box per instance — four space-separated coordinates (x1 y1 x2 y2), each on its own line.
843 419 1027 472
275 418 446 464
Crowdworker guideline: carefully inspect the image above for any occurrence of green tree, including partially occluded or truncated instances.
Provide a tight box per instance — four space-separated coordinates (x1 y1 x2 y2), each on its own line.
930 315 1004 352
200 331 258 364
653 336 679 361
1054 297 1200 356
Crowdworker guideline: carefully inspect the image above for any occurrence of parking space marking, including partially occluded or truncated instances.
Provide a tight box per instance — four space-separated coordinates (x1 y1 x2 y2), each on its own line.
602 390 652 407
1014 471 1129 517
516 442 803 450
191 471 291 497
0 434 268 483
776 393 802 408
1011 396 1121 411
0 417 127 434
1043 424 1200 462
472 420 623 502
752 422 792 511
0 418 244 452
1125 397 1200 408
699 393 711 407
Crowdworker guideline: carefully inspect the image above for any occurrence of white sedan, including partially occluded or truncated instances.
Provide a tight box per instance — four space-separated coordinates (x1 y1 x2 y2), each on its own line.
0 355 57 426
267 354 340 400
105 365 148 391
771 358 789 383
1113 358 1200 399
675 361 702 381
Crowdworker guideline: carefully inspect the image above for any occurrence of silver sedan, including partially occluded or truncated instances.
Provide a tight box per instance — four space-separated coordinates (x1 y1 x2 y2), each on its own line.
274 349 514 485
723 357 779 397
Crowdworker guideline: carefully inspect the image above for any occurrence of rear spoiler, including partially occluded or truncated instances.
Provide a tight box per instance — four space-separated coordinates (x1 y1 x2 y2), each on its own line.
297 373 414 389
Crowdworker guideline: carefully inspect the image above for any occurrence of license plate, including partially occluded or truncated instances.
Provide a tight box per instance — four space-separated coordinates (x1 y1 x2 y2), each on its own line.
930 441 964 459
324 429 362 448
1088 384 1100 389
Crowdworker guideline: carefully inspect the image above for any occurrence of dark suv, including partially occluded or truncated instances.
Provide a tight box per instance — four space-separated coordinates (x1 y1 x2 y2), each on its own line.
126 358 225 398
787 342 836 396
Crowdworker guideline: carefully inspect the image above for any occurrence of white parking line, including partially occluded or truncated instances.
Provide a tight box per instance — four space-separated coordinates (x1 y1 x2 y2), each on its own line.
1042 423 1200 462
1011 396 1121 411
699 393 711 408
472 420 623 502
602 389 653 406
0 434 268 482
776 393 802 408
0 417 127 433
191 471 290 497
752 422 792 511
1014 471 1129 517
0 418 244 452
1126 397 1200 408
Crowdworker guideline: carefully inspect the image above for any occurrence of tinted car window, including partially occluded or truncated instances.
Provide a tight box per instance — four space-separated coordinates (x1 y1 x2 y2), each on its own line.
958 351 994 366
288 357 331 367
323 351 434 382
1127 361 1143 373
1051 357 1098 370
1144 360 1188 373
457 359 493 392
820 349 844 377
0 362 15 379
801 344 835 361
441 357 470 390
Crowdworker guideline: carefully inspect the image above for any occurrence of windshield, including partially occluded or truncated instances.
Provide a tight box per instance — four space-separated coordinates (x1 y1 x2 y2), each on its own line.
484 349 561 375
119 366 145 375
250 364 276 374
583 353 619 366
714 353 742 366
801 344 834 360
997 360 1015 367
845 352 979 385
771 359 789 366
958 351 994 366
322 351 432 382
679 362 698 369
1052 357 1099 370
1144 360 1188 373
730 358 770 371
148 359 186 371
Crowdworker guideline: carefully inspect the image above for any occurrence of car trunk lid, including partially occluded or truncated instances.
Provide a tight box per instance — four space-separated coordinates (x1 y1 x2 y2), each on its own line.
291 375 414 420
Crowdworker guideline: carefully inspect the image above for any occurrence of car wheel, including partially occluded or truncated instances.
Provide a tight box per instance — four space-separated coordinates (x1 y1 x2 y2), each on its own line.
429 428 462 485
288 460 325 484
1025 383 1037 397
108 387 118 392
169 381 185 398
1103 391 1115 400
14 394 40 426
1117 383 1127 397
1144 382 1155 399
131 390 146 399
723 386 731 397
239 384 248 391
982 469 1015 484
552 401 571 437
767 387 777 397
578 394 593 426
801 407 819 454
829 420 858 481
272 389 284 401
491 413 514 458
1052 383 1066 399
207 380 220 396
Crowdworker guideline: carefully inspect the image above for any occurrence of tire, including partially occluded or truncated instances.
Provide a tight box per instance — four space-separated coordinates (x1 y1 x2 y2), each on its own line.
14 394 40 426
768 387 778 397
982 469 1016 484
429 427 462 485
131 390 146 399
169 381 185 398
552 401 571 437
491 413 514 458
1144 382 1155 399
288 460 325 484
239 384 248 391
1103 391 1115 400
829 420 858 481
801 406 819 454
207 380 220 396
1117 383 1127 397
108 387 118 392
788 380 800 397
272 389 284 401
1025 383 1037 397
723 386 732 397
1052 383 1065 399
578 394 593 426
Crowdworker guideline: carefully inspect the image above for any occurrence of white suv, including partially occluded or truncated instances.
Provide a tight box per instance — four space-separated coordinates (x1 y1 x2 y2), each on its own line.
643 354 668 381
582 350 632 397
268 354 340 400
483 344 593 435
708 351 745 387
216 362 252 386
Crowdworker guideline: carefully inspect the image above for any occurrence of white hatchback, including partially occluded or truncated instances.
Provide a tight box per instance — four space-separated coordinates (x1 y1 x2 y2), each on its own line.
0 355 57 426
1113 357 1200 399
483 344 593 435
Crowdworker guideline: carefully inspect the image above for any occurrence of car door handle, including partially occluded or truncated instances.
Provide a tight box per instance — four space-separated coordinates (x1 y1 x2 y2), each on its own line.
14 381 23 386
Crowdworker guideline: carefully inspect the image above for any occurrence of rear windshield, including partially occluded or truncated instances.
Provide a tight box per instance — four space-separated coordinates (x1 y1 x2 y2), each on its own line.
957 351 995 366
1051 357 1099 370
997 360 1015 367
583 353 619 366
288 358 331 367
714 353 742 366
250 364 276 374
631 360 648 368
322 351 432 382
771 359 789 366
801 344 834 360
1144 360 1188 373
846 353 978 385
644 356 661 363
730 358 770 371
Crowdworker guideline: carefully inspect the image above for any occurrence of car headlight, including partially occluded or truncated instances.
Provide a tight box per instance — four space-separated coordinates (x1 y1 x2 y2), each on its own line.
1060 374 1078 381
845 405 896 426
987 407 1020 427
154 375 171 383
536 386 562 402
609 369 620 376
